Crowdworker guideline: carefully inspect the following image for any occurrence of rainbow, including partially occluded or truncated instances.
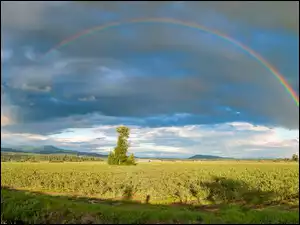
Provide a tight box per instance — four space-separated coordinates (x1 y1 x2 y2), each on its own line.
43 18 299 106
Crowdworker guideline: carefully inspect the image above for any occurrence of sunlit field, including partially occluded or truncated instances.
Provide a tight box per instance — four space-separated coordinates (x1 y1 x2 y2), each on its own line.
2 161 298 204
1 161 298 224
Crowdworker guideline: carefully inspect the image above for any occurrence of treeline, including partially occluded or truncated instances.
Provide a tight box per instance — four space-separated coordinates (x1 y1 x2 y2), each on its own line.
1 153 104 162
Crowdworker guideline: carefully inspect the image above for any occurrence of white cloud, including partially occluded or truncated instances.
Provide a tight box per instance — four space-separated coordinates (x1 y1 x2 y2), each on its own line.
229 122 270 131
78 96 96 102
49 128 101 143
1 131 48 147
1 132 47 141
23 47 38 61
2 122 298 158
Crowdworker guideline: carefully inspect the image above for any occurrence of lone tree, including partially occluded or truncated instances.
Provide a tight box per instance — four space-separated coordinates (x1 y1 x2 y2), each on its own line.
108 126 136 165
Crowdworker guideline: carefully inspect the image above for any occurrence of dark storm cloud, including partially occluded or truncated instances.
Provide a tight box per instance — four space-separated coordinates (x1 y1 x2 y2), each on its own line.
78 1 299 33
1 1 299 133
4 47 297 130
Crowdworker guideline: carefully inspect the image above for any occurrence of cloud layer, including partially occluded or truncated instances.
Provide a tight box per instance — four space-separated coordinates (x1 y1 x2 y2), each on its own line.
1 2 298 158
1 121 298 158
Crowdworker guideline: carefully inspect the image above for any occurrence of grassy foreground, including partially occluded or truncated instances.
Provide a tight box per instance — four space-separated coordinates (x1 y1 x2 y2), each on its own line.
1 188 299 224
1 161 299 224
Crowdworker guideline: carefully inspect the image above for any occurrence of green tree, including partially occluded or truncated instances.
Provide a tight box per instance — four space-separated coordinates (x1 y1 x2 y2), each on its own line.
292 154 299 162
126 153 136 165
107 126 136 165
108 152 117 165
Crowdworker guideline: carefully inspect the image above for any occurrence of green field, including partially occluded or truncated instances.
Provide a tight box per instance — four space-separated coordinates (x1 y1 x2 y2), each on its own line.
1 161 299 224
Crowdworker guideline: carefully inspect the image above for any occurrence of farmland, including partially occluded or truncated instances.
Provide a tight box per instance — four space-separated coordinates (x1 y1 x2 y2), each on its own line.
1 161 299 224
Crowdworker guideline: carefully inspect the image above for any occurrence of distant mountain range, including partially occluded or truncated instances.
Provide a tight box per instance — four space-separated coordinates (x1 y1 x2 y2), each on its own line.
1 145 235 160
188 155 230 159
1 145 107 158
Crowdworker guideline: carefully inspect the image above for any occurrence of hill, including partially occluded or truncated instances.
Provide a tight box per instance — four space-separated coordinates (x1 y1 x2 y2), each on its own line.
189 154 229 159
1 145 107 158
2 146 236 160
0 148 25 153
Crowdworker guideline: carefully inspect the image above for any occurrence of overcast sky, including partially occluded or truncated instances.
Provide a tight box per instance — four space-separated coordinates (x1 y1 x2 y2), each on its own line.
1 1 299 158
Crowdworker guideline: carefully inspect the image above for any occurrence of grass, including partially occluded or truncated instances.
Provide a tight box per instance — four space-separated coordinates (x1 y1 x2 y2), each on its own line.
1 188 299 224
1 161 299 224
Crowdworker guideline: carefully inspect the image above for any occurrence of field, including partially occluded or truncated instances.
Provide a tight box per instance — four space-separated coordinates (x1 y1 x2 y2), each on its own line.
1 161 299 224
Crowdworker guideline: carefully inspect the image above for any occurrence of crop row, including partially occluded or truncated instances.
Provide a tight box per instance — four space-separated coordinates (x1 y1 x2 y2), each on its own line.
1 162 298 205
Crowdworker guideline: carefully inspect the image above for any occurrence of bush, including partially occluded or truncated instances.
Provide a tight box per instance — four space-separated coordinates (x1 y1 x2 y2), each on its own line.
292 154 299 162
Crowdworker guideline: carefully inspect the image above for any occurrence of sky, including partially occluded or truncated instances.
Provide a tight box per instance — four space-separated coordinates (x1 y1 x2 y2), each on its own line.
1 1 299 158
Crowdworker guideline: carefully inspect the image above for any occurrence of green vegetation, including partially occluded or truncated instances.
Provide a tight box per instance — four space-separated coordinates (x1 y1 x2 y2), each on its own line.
2 162 298 205
1 152 104 162
292 154 299 162
108 126 136 165
1 188 299 224
1 161 298 223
